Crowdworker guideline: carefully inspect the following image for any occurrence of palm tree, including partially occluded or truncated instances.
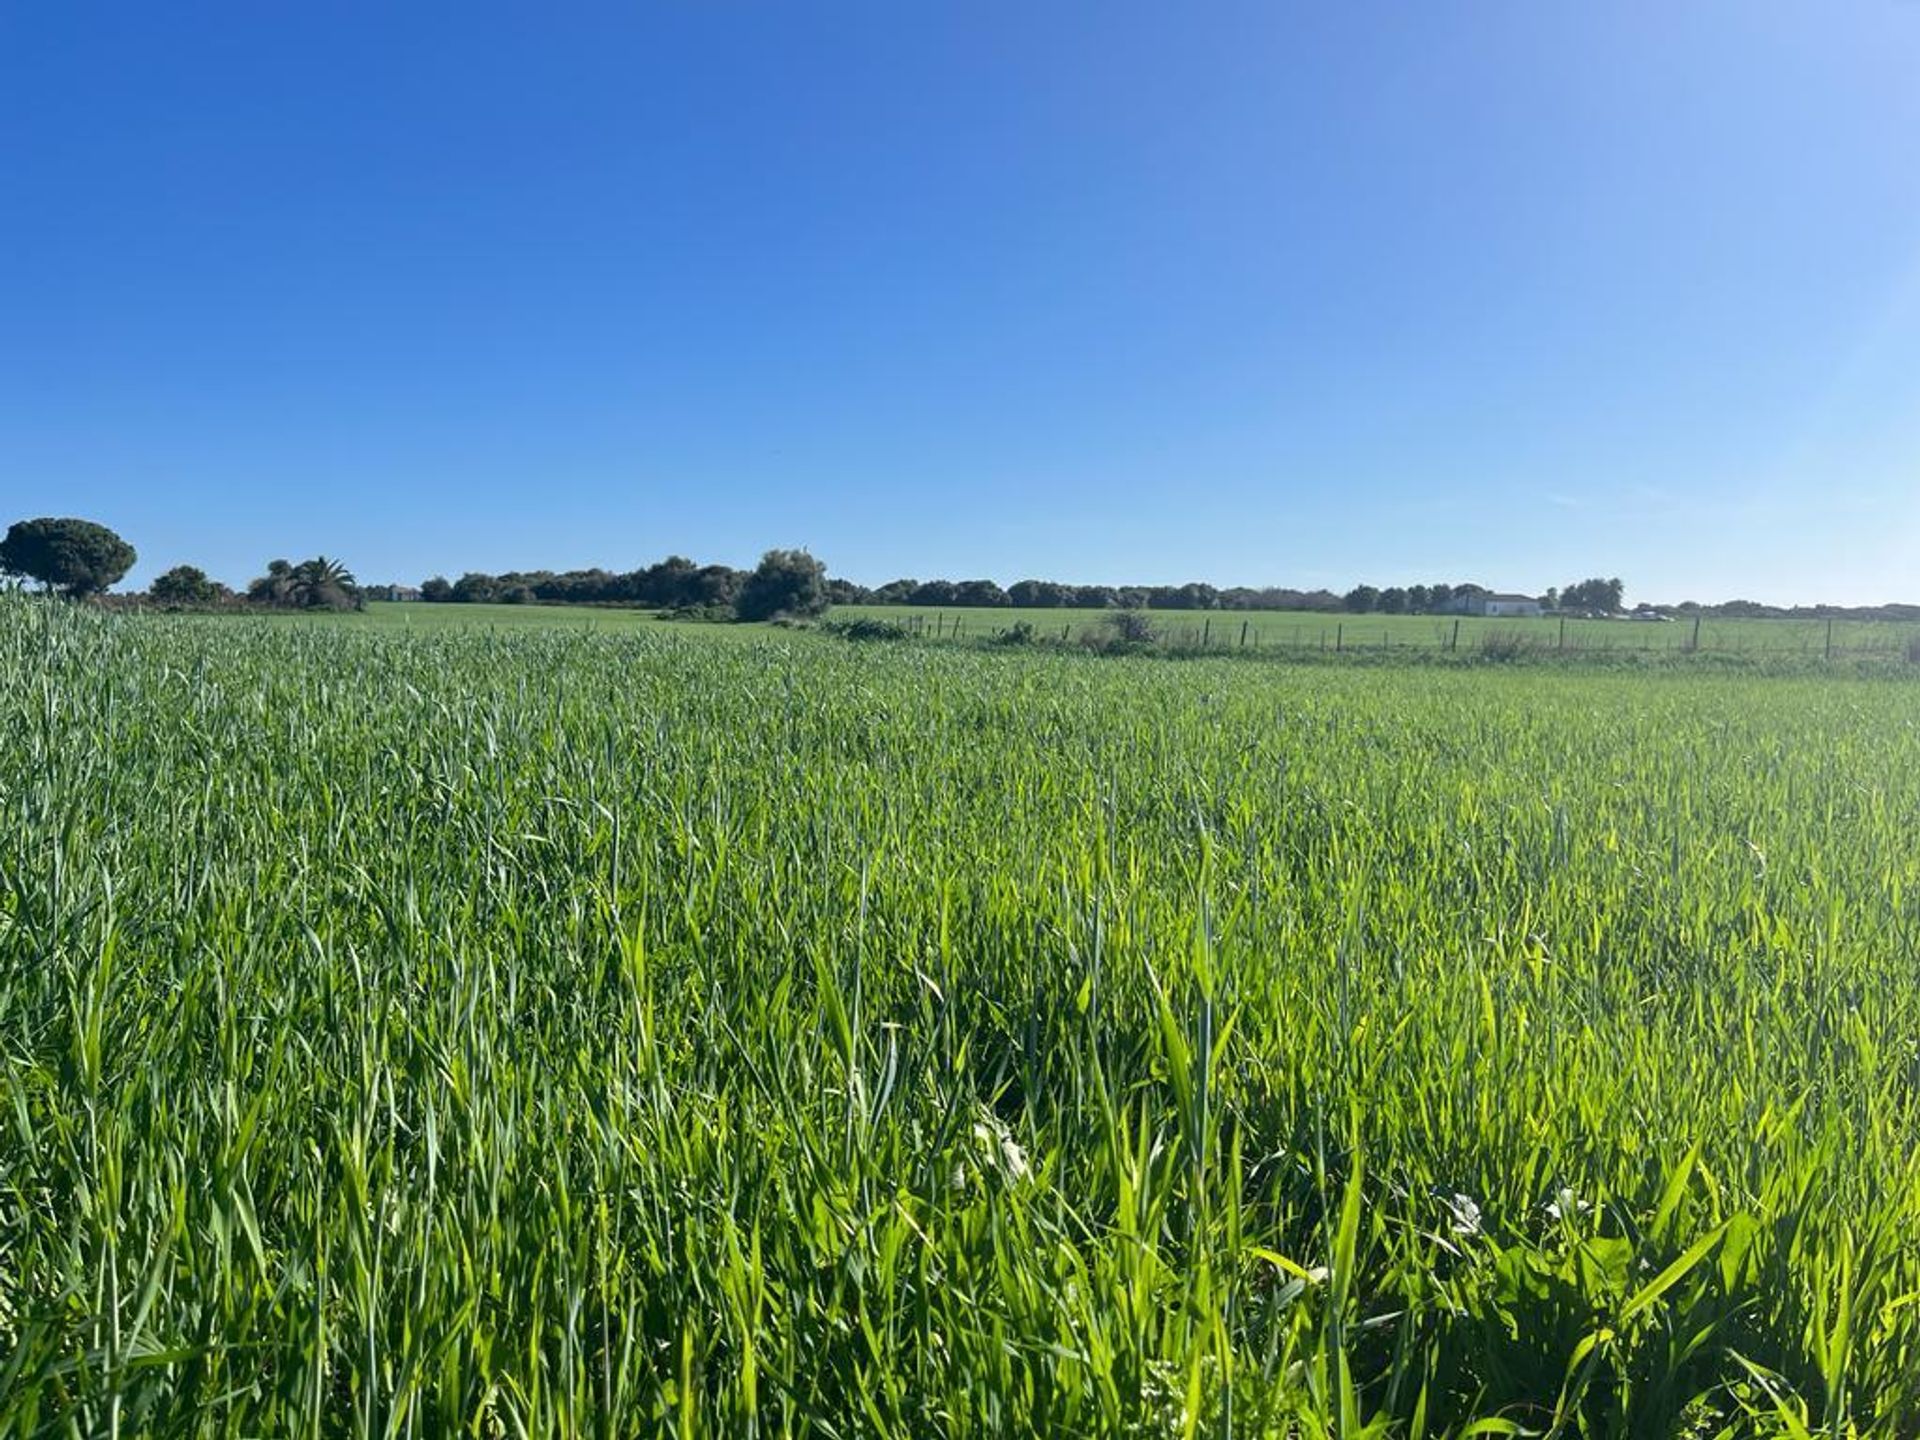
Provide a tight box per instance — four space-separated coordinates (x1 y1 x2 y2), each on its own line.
247 556 360 609
294 556 353 599
288 556 358 610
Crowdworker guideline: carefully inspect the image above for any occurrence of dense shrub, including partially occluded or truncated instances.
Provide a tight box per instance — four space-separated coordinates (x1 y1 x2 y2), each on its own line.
736 549 829 622
823 616 912 642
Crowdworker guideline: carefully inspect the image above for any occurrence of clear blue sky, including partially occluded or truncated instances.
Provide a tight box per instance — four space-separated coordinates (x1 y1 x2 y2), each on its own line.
5 2 1918 604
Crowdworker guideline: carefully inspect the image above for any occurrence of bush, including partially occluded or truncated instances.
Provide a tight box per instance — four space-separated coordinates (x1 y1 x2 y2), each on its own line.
150 564 222 607
1107 609 1156 646
736 549 829 622
823 617 911 642
1478 629 1544 663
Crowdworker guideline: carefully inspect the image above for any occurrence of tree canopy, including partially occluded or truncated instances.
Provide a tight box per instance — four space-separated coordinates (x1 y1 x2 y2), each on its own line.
1559 577 1626 614
735 549 829 622
248 556 362 611
0 517 137 598
150 564 222 605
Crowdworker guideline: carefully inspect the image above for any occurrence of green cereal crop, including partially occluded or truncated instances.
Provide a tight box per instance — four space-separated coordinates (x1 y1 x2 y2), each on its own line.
3 595 1917 1435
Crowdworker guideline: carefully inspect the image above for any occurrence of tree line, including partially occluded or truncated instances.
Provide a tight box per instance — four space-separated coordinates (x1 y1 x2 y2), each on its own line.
0 518 835 623
416 550 829 620
10 514 1920 623
0 517 369 610
825 577 1620 616
415 568 1550 615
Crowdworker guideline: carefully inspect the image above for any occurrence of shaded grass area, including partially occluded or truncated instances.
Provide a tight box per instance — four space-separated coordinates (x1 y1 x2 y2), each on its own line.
3 598 1918 1435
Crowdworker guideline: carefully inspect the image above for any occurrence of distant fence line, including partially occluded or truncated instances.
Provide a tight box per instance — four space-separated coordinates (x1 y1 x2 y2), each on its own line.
889 610 1920 661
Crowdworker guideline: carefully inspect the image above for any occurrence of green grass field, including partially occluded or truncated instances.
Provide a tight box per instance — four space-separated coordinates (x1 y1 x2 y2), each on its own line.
351 599 696 632
5 597 1919 1434
298 599 1920 666
830 603 1920 658
205 597 1920 664
249 600 782 642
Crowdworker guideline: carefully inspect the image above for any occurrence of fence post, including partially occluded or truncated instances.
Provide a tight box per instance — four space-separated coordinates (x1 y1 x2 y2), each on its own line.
1450 619 1460 652
1203 617 1211 648
1336 623 1344 654
1240 619 1249 649
1558 616 1567 651
1825 618 1834 661
1691 615 1701 653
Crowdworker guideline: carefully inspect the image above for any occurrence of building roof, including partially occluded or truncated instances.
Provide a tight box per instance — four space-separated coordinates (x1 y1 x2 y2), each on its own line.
1485 593 1540 603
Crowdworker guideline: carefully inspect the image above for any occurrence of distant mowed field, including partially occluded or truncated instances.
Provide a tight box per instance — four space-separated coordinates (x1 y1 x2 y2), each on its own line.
350 599 699 632
831 602 1920 657
262 601 1920 663
5 597 1919 1434
245 600 1920 662
250 599 774 641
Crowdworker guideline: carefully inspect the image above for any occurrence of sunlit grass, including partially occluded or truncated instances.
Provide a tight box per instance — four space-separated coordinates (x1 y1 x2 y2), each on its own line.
3 596 1917 1435
830 602 1920 658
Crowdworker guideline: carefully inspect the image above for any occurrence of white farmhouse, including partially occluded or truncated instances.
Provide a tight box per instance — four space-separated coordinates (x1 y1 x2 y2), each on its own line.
1440 591 1544 618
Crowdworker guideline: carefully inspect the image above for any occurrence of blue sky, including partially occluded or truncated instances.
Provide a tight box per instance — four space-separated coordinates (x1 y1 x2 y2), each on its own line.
4 2 1918 604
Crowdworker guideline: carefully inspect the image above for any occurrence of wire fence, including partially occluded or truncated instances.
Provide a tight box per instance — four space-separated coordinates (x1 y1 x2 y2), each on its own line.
870 610 1920 663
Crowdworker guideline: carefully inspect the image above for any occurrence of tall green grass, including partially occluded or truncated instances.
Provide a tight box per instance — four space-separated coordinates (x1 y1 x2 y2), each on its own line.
2 596 1917 1436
